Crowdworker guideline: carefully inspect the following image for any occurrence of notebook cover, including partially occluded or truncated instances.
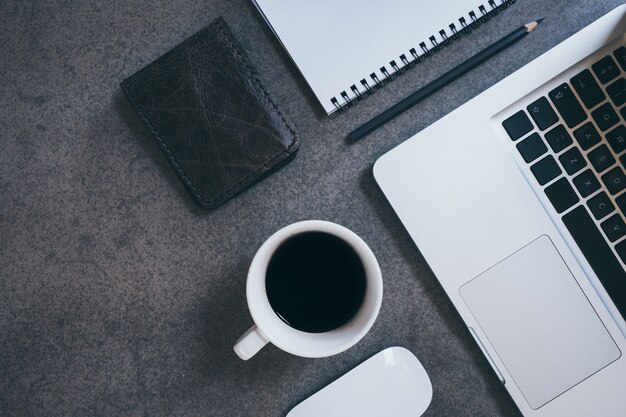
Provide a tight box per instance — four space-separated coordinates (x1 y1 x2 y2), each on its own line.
252 0 516 114
121 17 299 209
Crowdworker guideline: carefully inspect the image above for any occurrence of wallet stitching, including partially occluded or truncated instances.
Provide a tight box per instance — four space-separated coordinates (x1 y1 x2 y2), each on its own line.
122 19 298 207
214 20 298 140
122 85 207 203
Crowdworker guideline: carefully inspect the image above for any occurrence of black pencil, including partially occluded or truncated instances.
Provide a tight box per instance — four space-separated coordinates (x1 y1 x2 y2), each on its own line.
348 18 545 141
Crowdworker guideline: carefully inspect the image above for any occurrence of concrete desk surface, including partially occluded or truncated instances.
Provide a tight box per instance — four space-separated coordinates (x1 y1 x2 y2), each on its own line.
1 1 620 416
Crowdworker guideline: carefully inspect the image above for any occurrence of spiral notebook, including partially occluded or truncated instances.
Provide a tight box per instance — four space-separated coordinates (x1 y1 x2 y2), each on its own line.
252 0 516 115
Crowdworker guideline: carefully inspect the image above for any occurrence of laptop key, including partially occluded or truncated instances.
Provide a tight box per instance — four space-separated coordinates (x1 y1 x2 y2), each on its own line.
573 122 601 150
558 147 587 175
588 144 616 173
616 239 626 263
573 169 601 198
516 132 547 163
571 69 605 109
544 124 572 153
503 110 533 141
562 206 626 320
606 78 626 106
588 191 615 220
617 193 626 215
601 214 626 242
602 166 626 195
549 83 587 128
545 177 579 213
592 55 620 84
591 103 619 131
527 97 558 131
615 46 626 71
531 155 562 186
606 125 626 154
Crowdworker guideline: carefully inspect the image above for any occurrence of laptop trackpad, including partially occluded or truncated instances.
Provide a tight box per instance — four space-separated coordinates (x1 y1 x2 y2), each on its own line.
460 235 621 409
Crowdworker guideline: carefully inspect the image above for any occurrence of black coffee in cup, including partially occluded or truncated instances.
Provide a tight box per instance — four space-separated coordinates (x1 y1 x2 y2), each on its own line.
265 232 367 333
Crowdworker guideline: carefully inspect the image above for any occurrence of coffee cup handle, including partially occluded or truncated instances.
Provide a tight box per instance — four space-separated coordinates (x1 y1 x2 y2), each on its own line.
233 325 269 360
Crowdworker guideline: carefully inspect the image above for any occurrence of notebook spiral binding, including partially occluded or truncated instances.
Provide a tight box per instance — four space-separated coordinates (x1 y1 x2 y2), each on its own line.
329 0 517 114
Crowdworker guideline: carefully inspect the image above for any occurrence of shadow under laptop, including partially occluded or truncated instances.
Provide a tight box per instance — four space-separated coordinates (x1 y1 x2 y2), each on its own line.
359 167 523 417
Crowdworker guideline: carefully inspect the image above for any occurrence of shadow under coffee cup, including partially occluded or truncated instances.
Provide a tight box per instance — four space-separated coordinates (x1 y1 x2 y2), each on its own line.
233 220 383 360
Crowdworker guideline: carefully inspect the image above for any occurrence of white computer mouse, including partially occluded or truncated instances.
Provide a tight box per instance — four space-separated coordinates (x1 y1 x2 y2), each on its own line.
287 346 433 417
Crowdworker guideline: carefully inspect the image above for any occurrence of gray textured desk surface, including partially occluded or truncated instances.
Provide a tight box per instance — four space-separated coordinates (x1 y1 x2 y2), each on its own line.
0 1 621 416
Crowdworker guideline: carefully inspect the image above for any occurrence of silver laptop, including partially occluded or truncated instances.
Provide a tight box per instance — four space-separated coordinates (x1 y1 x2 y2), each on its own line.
375 5 626 416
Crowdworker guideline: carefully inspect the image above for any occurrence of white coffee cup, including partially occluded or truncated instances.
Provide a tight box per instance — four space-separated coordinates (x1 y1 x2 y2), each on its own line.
233 220 383 360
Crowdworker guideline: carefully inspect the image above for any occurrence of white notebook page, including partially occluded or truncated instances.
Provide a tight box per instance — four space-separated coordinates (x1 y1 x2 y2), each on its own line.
253 0 497 114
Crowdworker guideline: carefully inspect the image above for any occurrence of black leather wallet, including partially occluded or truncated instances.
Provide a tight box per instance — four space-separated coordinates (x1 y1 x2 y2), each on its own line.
121 17 299 209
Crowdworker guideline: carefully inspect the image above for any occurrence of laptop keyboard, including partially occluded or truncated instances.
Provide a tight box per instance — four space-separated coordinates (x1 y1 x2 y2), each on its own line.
502 47 626 321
